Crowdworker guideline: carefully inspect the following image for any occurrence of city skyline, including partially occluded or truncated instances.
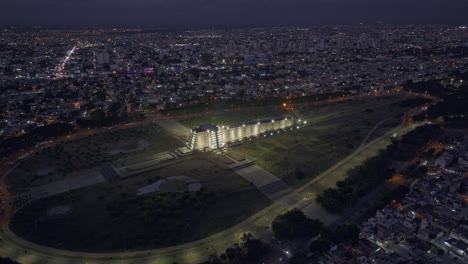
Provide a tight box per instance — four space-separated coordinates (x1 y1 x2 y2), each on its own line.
1 2 468 263
1 0 468 26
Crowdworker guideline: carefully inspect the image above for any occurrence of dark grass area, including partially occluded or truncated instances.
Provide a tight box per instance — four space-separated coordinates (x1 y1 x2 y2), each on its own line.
7 124 182 192
236 97 411 188
11 155 271 252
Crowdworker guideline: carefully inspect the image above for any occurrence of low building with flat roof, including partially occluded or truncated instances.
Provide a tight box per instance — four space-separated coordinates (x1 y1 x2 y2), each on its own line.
187 117 296 151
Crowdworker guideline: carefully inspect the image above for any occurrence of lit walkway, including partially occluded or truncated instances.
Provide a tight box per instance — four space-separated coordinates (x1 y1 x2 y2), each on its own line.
234 163 302 205
157 120 191 141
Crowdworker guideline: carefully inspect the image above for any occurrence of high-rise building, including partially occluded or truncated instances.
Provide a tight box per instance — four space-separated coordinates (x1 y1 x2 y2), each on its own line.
227 40 236 55
336 34 345 49
97 52 110 65
317 39 325 51
381 30 390 41
0 57 8 67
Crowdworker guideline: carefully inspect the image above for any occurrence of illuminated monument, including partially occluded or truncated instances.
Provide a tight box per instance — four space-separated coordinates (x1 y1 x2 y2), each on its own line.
187 117 296 151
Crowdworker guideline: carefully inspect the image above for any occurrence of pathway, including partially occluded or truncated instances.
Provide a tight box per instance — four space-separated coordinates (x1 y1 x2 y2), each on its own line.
14 170 105 205
157 120 191 141
234 164 301 204
0 123 416 264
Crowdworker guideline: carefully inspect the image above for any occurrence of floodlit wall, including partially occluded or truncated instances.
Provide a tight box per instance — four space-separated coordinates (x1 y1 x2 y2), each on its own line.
187 117 295 151
219 118 295 144
187 129 221 150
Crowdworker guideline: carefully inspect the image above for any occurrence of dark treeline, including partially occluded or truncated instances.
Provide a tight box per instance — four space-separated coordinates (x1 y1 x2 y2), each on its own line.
0 258 20 264
161 91 351 116
405 72 468 128
76 109 145 128
0 123 75 157
201 233 268 264
316 124 442 213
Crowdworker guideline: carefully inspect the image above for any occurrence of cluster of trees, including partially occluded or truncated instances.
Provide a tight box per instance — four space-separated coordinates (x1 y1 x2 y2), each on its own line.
202 233 268 263
76 109 145 127
317 125 442 213
272 209 323 240
201 210 362 264
289 224 361 264
398 97 432 108
405 73 468 128
0 258 20 264
316 153 392 213
203 210 323 264
309 224 360 254
40 140 110 173
0 122 74 157
161 91 351 115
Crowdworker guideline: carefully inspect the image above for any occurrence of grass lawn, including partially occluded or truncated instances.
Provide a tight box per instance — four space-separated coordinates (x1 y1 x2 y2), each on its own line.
179 95 404 129
235 96 413 188
179 105 290 128
8 95 423 252
11 153 271 252
7 124 182 193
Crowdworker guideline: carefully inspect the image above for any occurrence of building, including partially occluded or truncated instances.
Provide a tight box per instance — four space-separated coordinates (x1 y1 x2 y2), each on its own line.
97 52 110 65
435 152 455 168
187 124 222 150
187 117 296 151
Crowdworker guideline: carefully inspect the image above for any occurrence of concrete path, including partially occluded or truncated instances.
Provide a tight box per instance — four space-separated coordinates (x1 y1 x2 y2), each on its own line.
15 151 177 203
0 123 416 264
15 170 105 203
157 120 191 140
104 139 150 155
235 164 301 204
115 152 176 177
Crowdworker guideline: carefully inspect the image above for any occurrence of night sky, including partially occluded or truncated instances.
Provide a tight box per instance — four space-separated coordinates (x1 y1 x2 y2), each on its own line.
1 0 467 26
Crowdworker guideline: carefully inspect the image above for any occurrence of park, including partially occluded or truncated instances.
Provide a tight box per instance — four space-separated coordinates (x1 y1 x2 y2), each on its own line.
7 92 425 253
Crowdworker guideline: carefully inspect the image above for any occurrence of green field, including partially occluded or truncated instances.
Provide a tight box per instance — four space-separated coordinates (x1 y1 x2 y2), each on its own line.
11 153 271 252
8 94 422 254
7 124 182 192
180 95 404 129
235 96 411 188
179 105 290 128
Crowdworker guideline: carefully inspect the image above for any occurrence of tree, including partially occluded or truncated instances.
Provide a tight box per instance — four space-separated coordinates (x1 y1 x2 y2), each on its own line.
241 233 267 261
272 209 323 240
206 254 222 264
91 109 106 123
309 239 330 254
288 253 308 264
225 247 238 260
294 168 305 179
329 224 360 244
316 188 352 213
0 257 20 264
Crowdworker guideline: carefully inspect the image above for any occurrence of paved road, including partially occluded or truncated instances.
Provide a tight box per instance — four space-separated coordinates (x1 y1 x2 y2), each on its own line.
358 118 392 149
0 92 433 264
0 122 416 264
